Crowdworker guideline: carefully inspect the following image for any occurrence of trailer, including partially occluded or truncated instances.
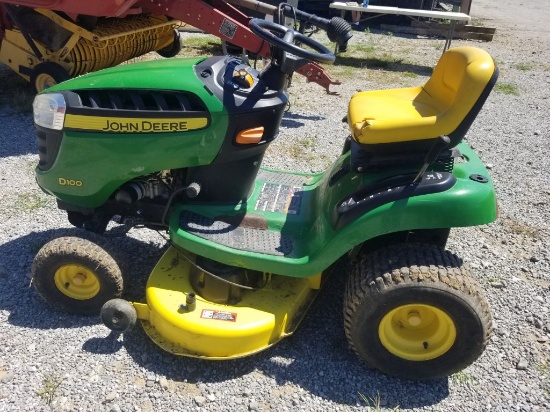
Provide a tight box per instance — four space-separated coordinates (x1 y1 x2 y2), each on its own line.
0 0 351 92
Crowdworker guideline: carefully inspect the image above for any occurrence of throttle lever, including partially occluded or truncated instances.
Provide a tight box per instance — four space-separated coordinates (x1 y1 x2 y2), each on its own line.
412 135 451 185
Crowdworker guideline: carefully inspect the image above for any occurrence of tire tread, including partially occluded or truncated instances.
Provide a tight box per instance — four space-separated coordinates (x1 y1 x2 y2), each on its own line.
32 236 123 315
343 243 492 379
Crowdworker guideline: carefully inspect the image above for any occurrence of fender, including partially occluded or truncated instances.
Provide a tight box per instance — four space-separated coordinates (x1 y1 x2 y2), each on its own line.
169 142 496 278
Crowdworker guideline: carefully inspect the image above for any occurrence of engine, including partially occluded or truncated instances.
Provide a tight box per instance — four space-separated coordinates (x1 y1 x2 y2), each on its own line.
64 169 189 234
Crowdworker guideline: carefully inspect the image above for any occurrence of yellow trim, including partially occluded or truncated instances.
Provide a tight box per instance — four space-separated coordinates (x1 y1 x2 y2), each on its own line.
64 114 208 133
53 264 100 300
34 73 59 91
138 247 321 358
378 303 456 361
132 302 150 321
348 47 495 145
0 31 49 81
307 273 322 290
35 9 179 44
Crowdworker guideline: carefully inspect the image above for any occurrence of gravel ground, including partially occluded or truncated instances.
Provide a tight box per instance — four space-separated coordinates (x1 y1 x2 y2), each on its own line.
0 0 549 411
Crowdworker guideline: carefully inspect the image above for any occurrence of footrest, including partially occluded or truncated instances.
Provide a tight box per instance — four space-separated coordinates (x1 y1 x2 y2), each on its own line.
179 211 293 256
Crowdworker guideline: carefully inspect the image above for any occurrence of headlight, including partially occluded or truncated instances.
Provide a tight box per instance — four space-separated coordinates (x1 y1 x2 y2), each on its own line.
33 93 66 130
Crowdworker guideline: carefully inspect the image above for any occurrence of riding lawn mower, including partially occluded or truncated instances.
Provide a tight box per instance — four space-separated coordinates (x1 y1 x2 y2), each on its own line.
29 15 498 380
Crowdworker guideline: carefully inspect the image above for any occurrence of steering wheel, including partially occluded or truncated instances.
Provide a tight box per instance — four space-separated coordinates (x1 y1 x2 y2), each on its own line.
249 19 335 65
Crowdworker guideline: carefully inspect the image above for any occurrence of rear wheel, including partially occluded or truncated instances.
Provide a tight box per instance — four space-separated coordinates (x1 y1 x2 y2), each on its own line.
32 237 123 315
30 62 70 93
344 243 492 380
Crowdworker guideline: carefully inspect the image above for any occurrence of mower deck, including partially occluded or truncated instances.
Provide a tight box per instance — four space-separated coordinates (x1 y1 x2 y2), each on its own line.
133 247 322 359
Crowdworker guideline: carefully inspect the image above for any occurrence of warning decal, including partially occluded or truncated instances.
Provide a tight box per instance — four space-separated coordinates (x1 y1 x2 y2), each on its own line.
201 309 237 322
255 183 303 214
219 18 238 39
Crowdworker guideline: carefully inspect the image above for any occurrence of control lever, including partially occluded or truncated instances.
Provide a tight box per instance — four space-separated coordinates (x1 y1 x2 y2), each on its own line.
282 5 352 46
226 0 352 46
412 136 451 185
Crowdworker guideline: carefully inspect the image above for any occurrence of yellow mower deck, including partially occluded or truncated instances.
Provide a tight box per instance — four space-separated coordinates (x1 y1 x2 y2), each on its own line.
132 247 323 359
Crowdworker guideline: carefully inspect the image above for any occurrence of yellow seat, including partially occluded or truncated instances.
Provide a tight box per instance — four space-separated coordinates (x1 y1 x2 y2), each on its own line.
347 47 498 153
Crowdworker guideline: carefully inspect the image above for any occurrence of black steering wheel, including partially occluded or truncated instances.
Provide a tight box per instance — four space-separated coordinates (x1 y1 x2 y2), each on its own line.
249 19 335 65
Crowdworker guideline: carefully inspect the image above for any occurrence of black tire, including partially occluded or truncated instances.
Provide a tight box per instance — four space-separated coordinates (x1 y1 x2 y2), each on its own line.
30 62 71 93
31 237 123 315
101 299 137 332
157 30 182 58
344 243 492 380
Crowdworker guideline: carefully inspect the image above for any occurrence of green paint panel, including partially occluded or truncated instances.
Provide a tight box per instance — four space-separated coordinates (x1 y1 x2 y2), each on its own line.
37 58 230 208
170 142 497 277
46 58 215 95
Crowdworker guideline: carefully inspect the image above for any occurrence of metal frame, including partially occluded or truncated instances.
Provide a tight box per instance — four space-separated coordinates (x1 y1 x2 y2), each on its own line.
329 2 470 54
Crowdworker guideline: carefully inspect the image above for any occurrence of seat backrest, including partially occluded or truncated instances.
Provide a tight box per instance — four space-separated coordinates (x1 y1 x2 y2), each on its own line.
423 46 498 147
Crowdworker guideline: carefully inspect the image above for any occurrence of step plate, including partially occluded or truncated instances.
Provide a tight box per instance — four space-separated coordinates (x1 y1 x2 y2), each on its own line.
179 211 293 256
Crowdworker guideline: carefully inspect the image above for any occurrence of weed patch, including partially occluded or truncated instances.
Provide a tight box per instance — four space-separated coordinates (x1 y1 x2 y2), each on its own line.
36 373 63 405
514 62 533 71
502 217 540 239
495 83 519 96
535 363 550 396
359 392 399 411
14 192 50 212
451 370 474 385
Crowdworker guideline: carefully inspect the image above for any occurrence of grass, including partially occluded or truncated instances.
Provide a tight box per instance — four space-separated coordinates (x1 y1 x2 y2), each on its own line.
327 28 434 86
129 34 225 63
13 192 50 212
451 370 474 385
36 373 63 405
502 217 540 239
359 392 399 411
470 18 486 27
535 363 550 396
485 276 502 283
180 35 224 56
368 55 404 69
494 82 520 96
514 62 533 71
354 44 377 54
285 142 316 161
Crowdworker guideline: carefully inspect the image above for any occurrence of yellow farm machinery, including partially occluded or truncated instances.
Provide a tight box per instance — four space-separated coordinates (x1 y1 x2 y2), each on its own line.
0 0 351 92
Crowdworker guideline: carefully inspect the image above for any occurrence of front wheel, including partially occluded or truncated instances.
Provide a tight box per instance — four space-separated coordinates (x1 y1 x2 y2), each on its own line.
32 237 123 315
344 243 492 380
101 299 137 332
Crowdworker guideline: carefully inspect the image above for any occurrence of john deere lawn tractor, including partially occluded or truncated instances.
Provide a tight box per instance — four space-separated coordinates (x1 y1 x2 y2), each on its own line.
29 14 498 380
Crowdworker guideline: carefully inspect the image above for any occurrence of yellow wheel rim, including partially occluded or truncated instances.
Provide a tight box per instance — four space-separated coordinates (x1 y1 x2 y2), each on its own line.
378 304 456 361
53 264 100 300
35 74 57 92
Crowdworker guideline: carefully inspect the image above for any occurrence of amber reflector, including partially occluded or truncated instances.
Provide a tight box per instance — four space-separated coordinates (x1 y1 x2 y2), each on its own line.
236 127 264 144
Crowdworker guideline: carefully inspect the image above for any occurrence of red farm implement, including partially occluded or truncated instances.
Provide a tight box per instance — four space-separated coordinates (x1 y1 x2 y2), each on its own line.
0 0 350 92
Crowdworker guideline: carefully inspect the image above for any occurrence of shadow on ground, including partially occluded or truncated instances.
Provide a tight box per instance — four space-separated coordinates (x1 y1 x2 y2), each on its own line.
88 258 450 409
0 225 450 409
281 111 326 129
0 227 166 330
